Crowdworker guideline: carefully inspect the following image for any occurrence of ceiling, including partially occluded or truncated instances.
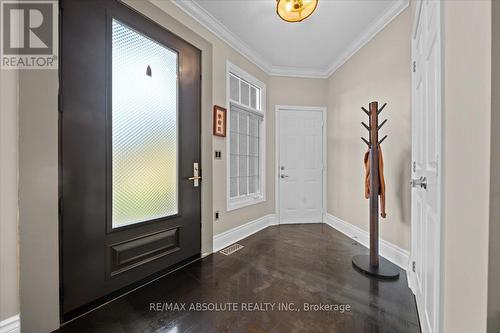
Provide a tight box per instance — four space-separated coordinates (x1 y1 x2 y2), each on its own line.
171 0 409 78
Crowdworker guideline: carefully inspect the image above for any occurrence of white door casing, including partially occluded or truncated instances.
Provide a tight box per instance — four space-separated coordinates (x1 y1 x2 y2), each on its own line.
276 106 326 224
410 1 442 333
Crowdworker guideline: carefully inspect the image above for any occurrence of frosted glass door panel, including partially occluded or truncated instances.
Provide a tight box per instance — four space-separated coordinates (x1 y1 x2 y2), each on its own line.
112 19 178 228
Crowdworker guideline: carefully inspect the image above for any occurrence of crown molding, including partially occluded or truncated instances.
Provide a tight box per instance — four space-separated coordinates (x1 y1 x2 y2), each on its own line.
170 0 272 74
324 0 409 77
170 0 409 79
268 66 330 79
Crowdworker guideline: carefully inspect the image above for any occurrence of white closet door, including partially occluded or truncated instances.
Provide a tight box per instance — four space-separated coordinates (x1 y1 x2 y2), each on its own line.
279 109 323 224
411 1 442 332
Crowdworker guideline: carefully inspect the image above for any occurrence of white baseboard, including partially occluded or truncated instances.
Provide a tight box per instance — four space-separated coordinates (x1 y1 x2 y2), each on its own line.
212 213 410 276
324 214 410 271
278 219 322 224
213 214 277 252
407 260 417 294
0 314 20 333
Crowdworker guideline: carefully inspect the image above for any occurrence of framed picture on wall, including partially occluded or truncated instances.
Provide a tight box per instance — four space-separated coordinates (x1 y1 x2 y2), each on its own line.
213 105 227 137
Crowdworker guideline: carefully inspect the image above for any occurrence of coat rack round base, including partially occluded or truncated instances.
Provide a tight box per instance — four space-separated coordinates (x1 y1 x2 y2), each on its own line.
352 254 400 279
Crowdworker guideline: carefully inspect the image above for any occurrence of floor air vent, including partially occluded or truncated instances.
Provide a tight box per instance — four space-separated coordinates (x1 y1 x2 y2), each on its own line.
219 243 244 255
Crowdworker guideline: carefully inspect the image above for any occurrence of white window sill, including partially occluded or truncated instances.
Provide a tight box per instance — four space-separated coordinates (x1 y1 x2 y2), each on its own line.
227 195 265 212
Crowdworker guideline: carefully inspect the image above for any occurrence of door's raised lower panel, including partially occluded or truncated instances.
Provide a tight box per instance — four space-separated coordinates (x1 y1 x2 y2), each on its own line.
108 227 180 277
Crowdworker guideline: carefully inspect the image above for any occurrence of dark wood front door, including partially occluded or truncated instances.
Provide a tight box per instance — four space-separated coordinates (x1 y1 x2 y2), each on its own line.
60 0 201 321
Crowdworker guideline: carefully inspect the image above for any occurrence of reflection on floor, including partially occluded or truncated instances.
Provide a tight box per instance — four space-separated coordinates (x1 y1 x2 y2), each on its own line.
54 224 420 333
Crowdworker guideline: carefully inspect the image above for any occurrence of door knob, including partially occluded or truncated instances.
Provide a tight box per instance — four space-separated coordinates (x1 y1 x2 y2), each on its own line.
280 174 289 179
410 176 427 190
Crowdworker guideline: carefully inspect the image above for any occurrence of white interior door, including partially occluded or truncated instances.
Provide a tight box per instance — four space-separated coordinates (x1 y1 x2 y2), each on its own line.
411 1 442 333
278 108 324 224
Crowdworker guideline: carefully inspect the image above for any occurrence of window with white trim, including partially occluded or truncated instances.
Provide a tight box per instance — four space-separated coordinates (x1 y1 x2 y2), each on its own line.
227 64 265 211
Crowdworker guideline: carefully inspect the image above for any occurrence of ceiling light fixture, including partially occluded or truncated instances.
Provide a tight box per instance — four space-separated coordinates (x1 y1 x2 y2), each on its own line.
276 0 318 23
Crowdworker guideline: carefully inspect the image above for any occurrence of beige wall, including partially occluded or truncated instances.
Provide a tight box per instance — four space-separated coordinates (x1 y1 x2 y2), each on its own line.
268 76 328 218
325 1 494 331
268 76 328 108
326 8 412 250
18 71 60 333
0 70 20 321
442 1 491 332
14 0 495 332
148 0 274 236
146 3 330 236
137 0 316 241
125 0 215 256
489 2 500 331
15 0 330 330
16 1 215 331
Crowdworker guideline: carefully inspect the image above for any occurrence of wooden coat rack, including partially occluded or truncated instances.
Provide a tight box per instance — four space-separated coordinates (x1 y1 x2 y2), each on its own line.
352 101 400 279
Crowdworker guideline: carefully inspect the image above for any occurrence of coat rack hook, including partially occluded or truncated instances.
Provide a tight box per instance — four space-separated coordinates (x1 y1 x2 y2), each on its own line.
361 137 370 147
378 135 388 146
378 119 387 130
361 107 370 116
362 122 370 131
377 103 387 115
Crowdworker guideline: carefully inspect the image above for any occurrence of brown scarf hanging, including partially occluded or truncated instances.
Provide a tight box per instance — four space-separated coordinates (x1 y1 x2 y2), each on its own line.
364 147 386 218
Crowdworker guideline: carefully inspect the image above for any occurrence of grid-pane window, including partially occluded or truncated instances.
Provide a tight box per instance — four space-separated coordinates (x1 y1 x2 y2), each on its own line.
228 73 263 203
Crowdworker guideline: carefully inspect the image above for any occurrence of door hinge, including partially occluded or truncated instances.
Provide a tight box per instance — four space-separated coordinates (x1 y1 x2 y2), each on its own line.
412 161 416 172
412 261 416 272
413 61 416 73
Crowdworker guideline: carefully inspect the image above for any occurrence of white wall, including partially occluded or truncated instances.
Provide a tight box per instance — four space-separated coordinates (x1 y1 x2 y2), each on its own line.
326 8 412 251
0 68 20 321
442 1 491 332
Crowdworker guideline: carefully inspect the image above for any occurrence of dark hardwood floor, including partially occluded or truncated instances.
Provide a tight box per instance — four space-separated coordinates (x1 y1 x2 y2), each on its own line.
55 224 420 333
